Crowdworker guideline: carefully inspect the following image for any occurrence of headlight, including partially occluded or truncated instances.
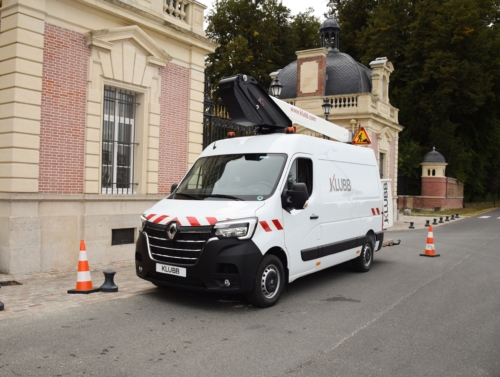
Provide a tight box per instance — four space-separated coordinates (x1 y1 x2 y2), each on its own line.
140 214 147 231
214 217 258 240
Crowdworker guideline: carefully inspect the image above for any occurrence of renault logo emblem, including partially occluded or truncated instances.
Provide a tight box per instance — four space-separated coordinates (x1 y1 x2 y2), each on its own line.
167 222 177 240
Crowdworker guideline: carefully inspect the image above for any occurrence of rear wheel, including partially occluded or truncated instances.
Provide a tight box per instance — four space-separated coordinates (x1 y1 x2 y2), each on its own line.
352 240 373 272
246 255 284 308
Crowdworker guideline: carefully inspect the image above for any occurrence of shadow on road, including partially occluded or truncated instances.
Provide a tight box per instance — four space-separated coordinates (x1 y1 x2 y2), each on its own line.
138 259 390 311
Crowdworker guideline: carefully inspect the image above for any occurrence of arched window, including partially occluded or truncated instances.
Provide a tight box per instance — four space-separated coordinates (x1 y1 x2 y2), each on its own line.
428 169 430 176
432 169 435 176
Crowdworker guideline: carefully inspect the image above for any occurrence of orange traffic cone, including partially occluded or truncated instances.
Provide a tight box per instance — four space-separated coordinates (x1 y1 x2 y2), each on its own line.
68 240 100 294
420 225 440 257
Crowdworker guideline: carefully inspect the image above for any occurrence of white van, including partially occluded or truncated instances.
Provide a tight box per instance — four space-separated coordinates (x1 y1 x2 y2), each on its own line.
135 133 384 307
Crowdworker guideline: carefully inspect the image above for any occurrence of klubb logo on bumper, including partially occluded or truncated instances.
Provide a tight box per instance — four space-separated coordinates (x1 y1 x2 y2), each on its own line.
329 174 352 192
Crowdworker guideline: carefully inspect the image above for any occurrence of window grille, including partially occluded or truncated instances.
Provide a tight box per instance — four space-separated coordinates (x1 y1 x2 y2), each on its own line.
102 87 139 194
379 152 386 179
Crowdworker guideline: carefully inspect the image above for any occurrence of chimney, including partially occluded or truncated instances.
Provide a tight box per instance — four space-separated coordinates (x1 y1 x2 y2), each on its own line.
296 48 328 98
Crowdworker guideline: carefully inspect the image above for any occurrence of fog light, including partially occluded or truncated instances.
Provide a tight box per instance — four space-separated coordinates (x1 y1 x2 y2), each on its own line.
138 266 143 273
224 279 231 287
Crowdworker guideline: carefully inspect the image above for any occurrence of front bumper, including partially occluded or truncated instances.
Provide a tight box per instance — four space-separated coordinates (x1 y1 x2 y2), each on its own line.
135 231 262 293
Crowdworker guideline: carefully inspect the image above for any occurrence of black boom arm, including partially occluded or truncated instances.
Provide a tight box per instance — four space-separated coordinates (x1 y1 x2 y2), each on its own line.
218 74 292 131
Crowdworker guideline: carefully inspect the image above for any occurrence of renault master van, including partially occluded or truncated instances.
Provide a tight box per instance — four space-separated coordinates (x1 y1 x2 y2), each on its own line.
135 133 384 307
135 74 384 307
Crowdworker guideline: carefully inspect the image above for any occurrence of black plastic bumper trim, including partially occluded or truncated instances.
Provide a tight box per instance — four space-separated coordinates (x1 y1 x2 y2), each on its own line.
301 235 369 262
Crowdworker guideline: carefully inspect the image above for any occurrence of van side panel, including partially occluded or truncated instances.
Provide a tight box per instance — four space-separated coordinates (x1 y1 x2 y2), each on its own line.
317 158 383 269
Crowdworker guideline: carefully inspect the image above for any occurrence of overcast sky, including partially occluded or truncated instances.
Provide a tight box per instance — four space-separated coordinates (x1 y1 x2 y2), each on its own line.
197 0 331 27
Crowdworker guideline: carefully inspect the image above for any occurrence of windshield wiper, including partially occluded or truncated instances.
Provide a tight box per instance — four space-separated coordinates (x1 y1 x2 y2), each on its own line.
174 192 203 200
204 194 243 201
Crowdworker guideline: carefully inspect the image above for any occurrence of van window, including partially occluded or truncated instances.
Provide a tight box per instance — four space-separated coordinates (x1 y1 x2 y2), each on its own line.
286 158 313 197
174 153 287 201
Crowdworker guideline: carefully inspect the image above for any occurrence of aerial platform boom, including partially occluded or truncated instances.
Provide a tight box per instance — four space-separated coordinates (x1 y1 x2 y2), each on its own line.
218 73 352 143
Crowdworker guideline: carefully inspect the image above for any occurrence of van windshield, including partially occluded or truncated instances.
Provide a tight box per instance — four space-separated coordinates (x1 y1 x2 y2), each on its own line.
173 154 287 201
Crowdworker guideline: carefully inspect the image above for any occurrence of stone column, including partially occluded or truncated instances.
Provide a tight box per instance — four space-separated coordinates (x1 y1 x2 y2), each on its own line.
187 48 206 167
0 0 46 193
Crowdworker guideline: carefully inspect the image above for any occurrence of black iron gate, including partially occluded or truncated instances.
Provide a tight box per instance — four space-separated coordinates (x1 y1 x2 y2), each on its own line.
203 73 254 149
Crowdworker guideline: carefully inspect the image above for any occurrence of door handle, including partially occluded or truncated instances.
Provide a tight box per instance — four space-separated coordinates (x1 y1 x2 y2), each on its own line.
310 214 319 220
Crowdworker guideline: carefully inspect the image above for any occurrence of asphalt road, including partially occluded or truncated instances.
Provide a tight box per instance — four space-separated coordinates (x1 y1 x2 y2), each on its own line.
1 210 499 377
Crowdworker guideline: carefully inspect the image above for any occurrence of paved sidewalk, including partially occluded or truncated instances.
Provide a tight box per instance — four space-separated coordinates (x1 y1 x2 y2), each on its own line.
387 213 464 231
0 213 464 320
0 260 155 321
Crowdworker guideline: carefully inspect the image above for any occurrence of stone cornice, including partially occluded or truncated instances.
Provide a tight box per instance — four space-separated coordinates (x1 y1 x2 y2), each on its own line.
98 0 218 49
85 25 172 66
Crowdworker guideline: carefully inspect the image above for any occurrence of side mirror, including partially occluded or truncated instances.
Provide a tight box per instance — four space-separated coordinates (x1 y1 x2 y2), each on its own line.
170 183 178 194
282 182 308 210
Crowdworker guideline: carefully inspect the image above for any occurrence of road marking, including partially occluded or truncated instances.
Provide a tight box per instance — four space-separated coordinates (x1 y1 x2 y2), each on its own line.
479 216 491 218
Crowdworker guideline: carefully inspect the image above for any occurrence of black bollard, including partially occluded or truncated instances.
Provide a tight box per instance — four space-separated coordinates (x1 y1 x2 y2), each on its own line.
445 216 450 221
100 270 118 293
0 301 3 311
432 218 438 225
425 220 430 227
439 217 444 223
451 215 455 220
455 213 460 218
409 222 415 229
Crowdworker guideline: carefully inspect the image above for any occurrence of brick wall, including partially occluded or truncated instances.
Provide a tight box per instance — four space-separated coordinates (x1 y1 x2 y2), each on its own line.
39 23 90 194
446 177 464 198
158 63 190 194
398 196 463 210
421 177 447 197
296 56 326 97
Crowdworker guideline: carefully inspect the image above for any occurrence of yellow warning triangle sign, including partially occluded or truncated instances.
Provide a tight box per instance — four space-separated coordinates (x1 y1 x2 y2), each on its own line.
352 127 371 145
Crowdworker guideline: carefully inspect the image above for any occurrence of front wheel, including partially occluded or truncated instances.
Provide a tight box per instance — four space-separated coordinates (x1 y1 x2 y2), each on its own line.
246 255 284 308
352 241 373 272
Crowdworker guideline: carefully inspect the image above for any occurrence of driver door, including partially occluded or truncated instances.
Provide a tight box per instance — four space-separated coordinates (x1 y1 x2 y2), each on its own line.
281 155 321 279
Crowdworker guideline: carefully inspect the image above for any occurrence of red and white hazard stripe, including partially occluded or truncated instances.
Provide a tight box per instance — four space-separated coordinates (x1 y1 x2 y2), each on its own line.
259 219 284 232
144 214 230 226
370 208 381 216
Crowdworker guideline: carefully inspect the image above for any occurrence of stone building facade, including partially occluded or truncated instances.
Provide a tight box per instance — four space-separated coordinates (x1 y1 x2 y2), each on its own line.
0 0 216 274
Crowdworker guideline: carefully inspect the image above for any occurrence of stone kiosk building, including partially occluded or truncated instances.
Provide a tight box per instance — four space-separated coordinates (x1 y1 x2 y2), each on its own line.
271 14 403 220
398 148 464 210
0 0 216 274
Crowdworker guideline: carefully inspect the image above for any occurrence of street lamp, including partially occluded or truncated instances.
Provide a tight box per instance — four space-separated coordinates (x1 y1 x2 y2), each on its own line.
269 78 283 98
322 98 332 121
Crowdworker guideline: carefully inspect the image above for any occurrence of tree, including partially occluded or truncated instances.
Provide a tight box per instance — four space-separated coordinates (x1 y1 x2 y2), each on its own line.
336 0 500 200
290 8 321 51
205 0 320 98
329 0 378 61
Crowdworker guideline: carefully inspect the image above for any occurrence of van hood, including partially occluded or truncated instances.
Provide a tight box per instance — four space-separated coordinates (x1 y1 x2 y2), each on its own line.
143 199 265 227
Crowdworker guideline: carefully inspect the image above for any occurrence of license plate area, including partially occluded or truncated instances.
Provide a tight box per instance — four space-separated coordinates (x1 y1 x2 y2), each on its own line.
156 263 186 277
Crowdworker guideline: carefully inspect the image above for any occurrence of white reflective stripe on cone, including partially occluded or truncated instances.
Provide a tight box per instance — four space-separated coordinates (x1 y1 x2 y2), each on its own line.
79 251 89 261
77 271 92 282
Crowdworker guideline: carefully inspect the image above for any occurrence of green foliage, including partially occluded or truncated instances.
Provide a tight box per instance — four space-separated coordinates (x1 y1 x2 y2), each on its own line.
205 0 320 98
335 0 500 200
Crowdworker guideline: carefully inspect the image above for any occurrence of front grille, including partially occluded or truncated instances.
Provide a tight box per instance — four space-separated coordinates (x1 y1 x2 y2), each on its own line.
144 224 212 266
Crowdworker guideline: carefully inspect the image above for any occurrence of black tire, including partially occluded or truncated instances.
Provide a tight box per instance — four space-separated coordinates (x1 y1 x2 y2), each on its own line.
352 240 373 272
246 254 285 308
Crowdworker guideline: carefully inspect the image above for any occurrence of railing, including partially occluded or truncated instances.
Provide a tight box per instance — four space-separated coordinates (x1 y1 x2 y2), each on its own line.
326 95 358 109
163 0 190 22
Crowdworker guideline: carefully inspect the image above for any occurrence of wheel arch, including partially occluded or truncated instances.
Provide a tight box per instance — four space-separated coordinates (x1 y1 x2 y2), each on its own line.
265 246 289 286
366 230 376 246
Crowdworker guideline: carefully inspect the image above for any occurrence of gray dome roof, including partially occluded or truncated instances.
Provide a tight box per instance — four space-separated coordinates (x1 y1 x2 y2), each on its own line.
423 148 446 163
321 18 340 30
276 50 372 99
